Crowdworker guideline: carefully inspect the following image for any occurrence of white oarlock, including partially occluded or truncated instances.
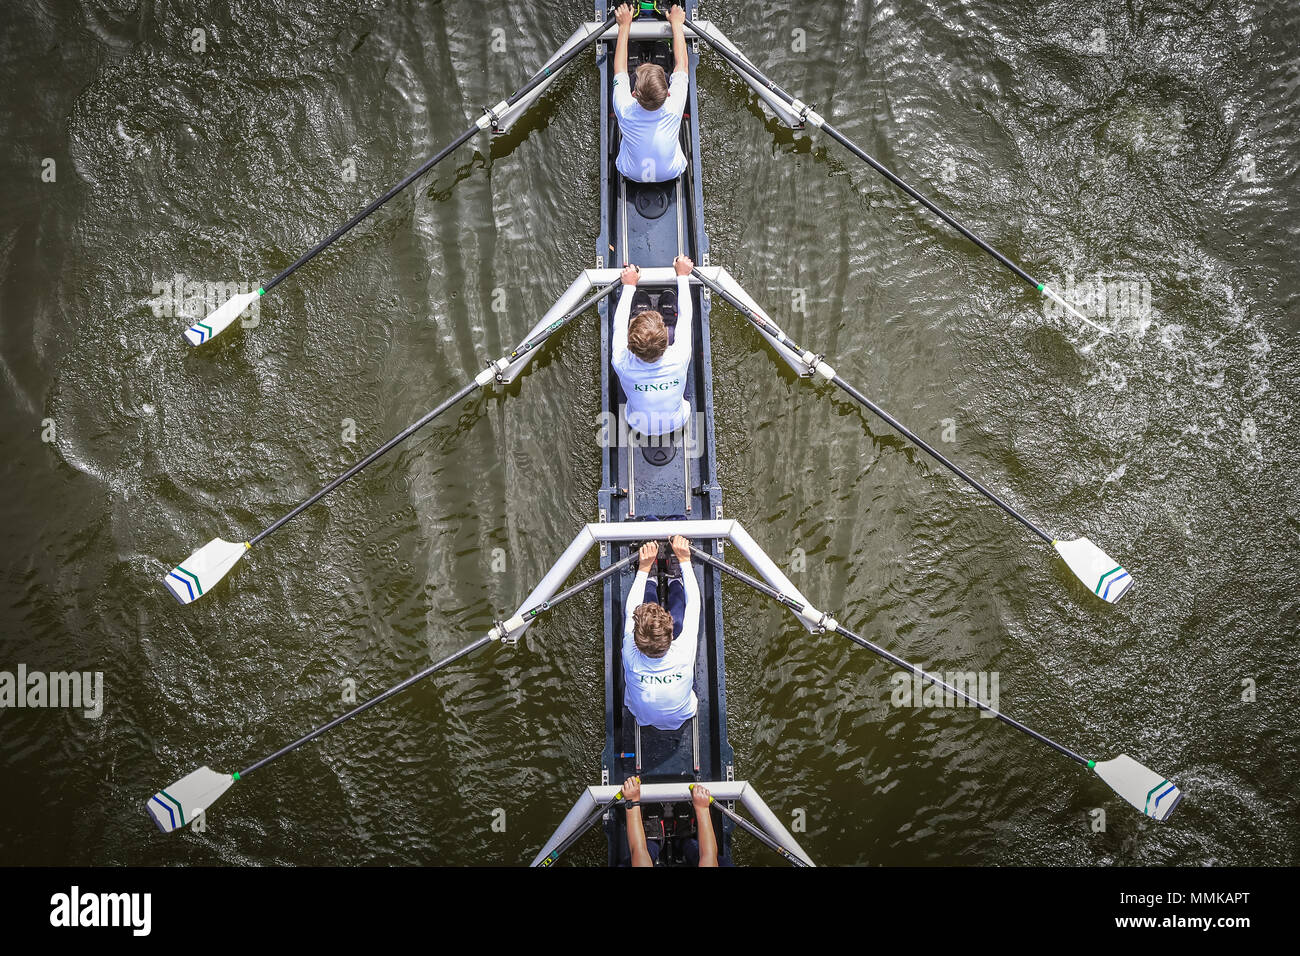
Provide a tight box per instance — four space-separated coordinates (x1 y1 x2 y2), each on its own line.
184 290 260 346
491 613 527 644
1053 537 1133 603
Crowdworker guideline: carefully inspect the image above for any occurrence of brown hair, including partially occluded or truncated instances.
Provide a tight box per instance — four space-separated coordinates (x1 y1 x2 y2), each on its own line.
633 602 674 657
628 310 668 362
634 63 670 111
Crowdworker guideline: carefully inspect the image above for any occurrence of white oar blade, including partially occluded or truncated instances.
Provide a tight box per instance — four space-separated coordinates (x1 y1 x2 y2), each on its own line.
163 537 249 605
1053 537 1133 603
1093 754 1182 821
183 290 260 346
147 766 236 833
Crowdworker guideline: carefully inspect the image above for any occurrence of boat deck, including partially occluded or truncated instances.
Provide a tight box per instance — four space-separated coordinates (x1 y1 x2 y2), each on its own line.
595 2 734 866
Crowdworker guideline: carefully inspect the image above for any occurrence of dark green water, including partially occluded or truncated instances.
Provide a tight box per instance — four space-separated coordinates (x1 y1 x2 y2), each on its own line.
1 0 1297 865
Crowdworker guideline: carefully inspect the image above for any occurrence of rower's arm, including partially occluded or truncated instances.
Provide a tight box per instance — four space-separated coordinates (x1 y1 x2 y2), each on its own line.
615 10 630 77
670 12 687 75
676 556 700 656
611 284 635 368
623 568 649 643
663 275 693 362
626 805 653 867
695 801 719 867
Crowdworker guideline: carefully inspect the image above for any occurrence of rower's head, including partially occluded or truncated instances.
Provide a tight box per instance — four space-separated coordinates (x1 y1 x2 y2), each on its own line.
633 63 670 111
633 602 674 658
629 309 668 362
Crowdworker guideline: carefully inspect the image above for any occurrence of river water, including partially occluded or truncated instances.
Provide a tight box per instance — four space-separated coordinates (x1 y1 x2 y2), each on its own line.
1 0 1297 865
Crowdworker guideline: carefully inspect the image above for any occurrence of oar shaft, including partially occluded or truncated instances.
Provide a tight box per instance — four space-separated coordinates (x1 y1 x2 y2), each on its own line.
521 550 638 620
261 127 478 294
689 544 1089 768
684 18 1046 295
509 280 620 361
536 799 618 867
249 379 481 545
830 622 1088 767
691 268 1051 544
260 13 615 295
240 545 625 780
828 375 1051 544
698 792 810 867
239 634 493 778
249 281 617 547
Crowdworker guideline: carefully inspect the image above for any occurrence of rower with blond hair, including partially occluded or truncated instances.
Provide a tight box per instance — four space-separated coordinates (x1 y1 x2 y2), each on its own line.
612 255 694 437
612 2 689 183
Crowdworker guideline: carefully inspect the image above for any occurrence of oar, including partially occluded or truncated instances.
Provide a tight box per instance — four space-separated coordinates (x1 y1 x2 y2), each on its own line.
692 268 1132 604
687 545 1181 822
149 549 640 833
688 784 811 867
535 788 628 868
182 13 616 346
682 17 1108 336
164 280 619 604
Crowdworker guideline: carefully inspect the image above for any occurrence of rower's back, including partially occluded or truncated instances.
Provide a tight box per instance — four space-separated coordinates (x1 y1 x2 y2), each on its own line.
614 61 688 182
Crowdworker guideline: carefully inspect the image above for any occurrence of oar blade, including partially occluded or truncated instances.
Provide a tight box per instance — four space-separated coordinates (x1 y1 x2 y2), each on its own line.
183 290 260 346
1054 537 1133 603
1093 754 1182 821
163 537 249 605
147 766 236 833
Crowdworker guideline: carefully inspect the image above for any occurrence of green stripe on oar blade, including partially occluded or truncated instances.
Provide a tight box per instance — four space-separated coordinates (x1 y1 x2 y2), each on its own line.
1093 755 1182 822
163 537 249 605
1053 537 1133 604
147 766 236 833
183 290 261 347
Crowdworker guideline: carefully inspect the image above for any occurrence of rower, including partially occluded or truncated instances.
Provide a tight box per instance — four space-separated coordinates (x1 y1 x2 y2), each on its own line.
612 256 695 438
612 2 689 183
622 537 698 731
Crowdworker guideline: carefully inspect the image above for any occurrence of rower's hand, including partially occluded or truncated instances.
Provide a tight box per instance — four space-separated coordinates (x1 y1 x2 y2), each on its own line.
692 783 711 810
670 534 691 563
622 263 640 286
674 255 693 276
638 541 658 572
624 776 641 802
615 3 635 28
666 3 686 28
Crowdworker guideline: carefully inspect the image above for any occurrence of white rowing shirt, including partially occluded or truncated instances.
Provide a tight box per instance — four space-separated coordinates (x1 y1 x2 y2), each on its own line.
612 277 693 436
613 70 689 182
622 565 700 730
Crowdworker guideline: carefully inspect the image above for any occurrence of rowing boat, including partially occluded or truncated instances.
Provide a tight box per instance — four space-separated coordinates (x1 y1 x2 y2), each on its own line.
594 0 732 865
148 1 1182 863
